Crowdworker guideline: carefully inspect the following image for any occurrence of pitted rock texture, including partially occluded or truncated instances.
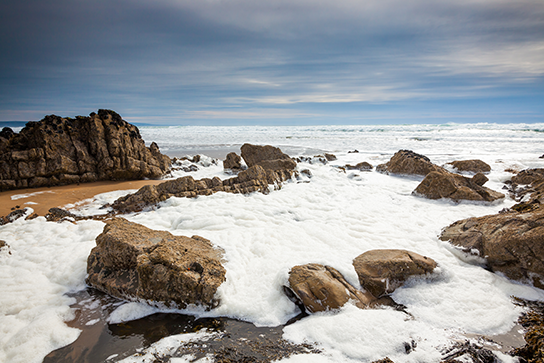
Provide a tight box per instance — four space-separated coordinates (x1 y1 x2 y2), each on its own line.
376 150 444 176
352 249 437 298
86 218 226 309
223 152 243 171
440 207 544 289
0 109 170 191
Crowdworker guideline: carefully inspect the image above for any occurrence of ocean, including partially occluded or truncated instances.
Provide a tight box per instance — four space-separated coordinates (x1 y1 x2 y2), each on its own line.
1 123 544 363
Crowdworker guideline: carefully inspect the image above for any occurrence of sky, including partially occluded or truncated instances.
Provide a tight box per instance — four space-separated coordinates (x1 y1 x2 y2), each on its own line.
1 0 543 125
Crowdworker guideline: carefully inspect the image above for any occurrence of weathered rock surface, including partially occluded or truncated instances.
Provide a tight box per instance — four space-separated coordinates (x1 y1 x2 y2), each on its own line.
285 263 375 313
111 165 288 213
223 152 243 171
511 168 544 186
86 218 226 309
440 207 544 289
414 170 504 202
0 110 171 191
445 159 491 174
241 143 297 171
376 150 444 176
352 249 437 298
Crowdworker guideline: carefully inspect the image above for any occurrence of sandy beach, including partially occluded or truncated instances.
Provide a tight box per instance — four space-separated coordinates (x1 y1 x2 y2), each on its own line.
0 179 166 217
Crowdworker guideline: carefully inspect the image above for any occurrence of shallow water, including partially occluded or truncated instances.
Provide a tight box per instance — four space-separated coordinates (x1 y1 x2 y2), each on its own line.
1 123 544 363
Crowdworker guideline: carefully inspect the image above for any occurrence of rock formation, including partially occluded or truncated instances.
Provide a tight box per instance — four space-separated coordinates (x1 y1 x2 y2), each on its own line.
241 143 297 171
86 218 226 309
376 150 444 176
440 208 544 289
413 170 504 202
0 110 171 191
346 162 373 171
444 159 491 174
223 152 243 171
352 249 437 297
111 144 298 213
285 263 375 313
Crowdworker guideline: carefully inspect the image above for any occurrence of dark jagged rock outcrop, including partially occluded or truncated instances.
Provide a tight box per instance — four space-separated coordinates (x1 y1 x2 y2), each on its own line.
241 143 297 171
0 110 171 191
376 150 444 176
444 159 491 174
223 152 243 172
414 171 504 202
352 249 437 298
86 218 226 309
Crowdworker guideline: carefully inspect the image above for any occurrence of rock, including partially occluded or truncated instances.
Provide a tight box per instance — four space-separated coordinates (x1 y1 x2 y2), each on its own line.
413 170 504 202
511 168 544 185
0 240 8 249
86 218 226 309
111 165 273 213
241 143 297 171
0 110 171 191
0 208 28 225
512 298 544 363
223 152 243 171
376 150 444 176
445 159 491 174
440 207 544 289
346 162 373 171
352 249 437 297
324 153 337 161
285 263 375 313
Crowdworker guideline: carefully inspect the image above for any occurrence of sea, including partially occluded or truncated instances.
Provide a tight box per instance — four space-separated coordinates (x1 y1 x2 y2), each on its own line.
1 123 544 363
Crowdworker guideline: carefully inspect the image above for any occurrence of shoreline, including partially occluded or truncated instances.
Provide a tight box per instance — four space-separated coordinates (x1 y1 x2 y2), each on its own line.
0 179 166 217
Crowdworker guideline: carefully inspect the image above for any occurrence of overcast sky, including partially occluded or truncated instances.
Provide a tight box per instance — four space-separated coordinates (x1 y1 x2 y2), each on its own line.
1 0 543 125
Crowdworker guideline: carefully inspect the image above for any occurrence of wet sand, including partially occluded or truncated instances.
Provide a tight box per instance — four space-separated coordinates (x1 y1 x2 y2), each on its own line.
0 179 166 217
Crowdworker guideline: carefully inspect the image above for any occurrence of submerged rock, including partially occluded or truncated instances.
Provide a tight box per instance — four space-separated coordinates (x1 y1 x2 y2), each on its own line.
346 161 373 171
440 207 544 289
414 170 504 202
0 110 171 191
445 159 491 174
86 218 226 309
285 263 375 313
352 249 437 298
376 150 444 176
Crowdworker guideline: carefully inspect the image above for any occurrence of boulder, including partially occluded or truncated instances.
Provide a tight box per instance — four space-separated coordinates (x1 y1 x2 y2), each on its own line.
511 168 544 186
352 249 437 297
376 150 444 176
445 159 491 174
240 143 297 171
346 162 373 171
324 153 337 161
223 152 243 171
285 263 375 313
86 218 226 309
440 207 544 289
0 110 171 191
413 170 504 202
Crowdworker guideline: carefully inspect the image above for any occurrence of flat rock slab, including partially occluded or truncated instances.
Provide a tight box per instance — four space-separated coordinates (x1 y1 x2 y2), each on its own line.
353 249 437 297
86 218 226 309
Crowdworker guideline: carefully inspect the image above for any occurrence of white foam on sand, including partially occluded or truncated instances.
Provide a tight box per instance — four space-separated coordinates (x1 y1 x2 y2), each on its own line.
0 215 104 363
1 123 544 363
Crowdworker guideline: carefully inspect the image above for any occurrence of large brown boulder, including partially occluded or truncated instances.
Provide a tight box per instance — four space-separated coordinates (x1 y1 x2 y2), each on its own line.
0 110 171 191
445 159 491 174
240 143 297 171
440 207 544 289
111 165 273 213
414 170 504 202
223 152 243 171
352 249 437 297
285 263 375 313
376 150 444 176
86 218 226 309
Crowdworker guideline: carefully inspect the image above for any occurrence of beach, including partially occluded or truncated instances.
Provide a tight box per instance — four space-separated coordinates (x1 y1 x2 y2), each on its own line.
2 123 544 363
